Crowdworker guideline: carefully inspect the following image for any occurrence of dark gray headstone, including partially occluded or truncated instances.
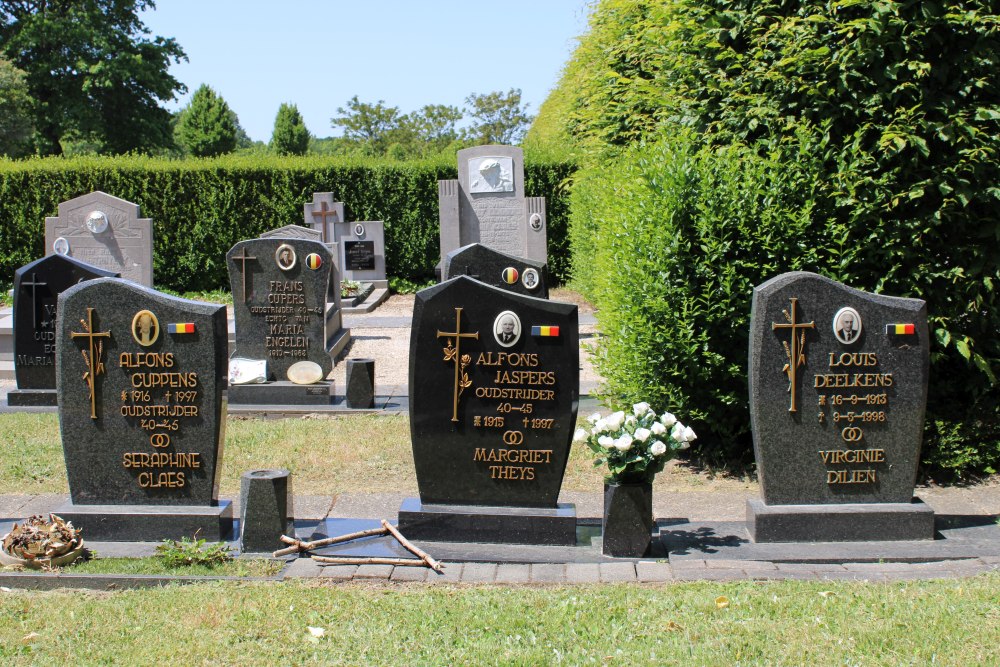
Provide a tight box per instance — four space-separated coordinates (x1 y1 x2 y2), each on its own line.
444 243 549 299
747 271 933 541
9 254 119 405
44 191 154 286
227 238 345 381
398 276 578 545
53 278 232 540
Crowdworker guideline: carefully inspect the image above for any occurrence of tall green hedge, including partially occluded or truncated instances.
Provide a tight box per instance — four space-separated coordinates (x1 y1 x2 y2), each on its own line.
0 153 576 293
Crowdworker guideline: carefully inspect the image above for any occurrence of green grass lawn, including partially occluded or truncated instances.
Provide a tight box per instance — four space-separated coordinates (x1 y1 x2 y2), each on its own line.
0 576 996 664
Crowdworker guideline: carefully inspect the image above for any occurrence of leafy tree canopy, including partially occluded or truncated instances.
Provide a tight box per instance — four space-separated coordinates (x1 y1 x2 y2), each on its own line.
465 88 533 145
0 0 187 155
173 84 237 157
270 102 309 156
0 56 32 156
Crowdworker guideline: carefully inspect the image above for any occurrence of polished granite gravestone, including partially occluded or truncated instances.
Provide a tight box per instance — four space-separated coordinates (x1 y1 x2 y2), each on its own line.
398 276 578 545
53 278 232 540
747 271 933 542
44 191 154 286
437 145 547 279
8 255 119 406
226 237 350 404
444 243 549 299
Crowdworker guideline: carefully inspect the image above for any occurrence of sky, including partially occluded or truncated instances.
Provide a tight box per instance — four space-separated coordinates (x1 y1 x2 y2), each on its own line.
139 1 593 143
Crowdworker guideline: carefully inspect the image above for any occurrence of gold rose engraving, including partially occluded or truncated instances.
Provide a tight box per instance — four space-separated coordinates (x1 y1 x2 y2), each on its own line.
437 307 479 423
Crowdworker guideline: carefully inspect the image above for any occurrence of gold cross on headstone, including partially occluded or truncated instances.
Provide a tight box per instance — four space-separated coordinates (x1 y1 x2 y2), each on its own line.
21 272 47 330
772 297 814 413
437 307 479 423
70 307 111 420
232 247 257 303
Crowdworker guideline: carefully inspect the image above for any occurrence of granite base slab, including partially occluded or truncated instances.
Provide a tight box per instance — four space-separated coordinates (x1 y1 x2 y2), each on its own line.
6 389 58 407
53 500 234 541
746 498 935 543
397 498 578 546
228 381 334 405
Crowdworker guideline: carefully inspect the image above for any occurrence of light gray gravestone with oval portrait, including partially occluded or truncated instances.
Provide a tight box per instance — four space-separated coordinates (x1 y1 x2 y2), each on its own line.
747 271 934 542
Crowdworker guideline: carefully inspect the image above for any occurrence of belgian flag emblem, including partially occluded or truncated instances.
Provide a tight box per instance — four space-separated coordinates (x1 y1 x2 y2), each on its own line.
306 253 323 270
502 267 519 284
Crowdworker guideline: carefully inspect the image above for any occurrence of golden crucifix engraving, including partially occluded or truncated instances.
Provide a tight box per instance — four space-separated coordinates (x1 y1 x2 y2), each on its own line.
437 307 479 422
70 307 111 420
772 297 814 413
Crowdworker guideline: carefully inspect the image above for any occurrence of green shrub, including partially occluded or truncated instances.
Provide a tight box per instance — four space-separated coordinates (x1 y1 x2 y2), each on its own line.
0 153 576 293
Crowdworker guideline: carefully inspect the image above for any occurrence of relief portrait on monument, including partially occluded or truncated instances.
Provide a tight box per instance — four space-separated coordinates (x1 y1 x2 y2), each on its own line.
469 157 514 193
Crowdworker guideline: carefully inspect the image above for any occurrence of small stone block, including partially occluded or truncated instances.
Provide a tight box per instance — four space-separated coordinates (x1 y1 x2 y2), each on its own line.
345 358 376 409
599 562 637 583
354 564 394 579
493 563 531 584
239 468 293 554
635 561 672 582
529 563 565 583
564 563 601 584
460 563 498 583
747 498 935 542
318 565 358 581
390 566 429 582
431 563 464 583
284 558 324 578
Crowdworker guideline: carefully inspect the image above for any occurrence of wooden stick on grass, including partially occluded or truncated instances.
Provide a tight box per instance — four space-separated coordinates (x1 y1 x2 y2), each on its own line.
381 519 444 573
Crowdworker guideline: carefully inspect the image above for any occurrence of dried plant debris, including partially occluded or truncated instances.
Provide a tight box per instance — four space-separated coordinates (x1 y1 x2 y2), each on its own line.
2 513 82 561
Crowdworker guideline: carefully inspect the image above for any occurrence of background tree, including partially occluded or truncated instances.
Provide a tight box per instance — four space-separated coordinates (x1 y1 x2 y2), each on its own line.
0 0 186 155
465 89 533 145
173 84 238 157
270 103 310 155
0 56 33 157
331 96 402 155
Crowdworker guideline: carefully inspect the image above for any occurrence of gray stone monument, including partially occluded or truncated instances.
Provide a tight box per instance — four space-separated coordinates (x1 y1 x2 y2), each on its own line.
226 237 350 405
54 278 232 541
303 192 388 312
444 243 549 299
44 191 154 286
437 146 547 278
747 271 933 542
261 224 324 243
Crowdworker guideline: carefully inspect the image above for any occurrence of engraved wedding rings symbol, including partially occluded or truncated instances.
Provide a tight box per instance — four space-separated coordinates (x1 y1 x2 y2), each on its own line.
275 243 297 271
150 433 171 448
841 427 864 442
131 310 159 346
503 430 524 446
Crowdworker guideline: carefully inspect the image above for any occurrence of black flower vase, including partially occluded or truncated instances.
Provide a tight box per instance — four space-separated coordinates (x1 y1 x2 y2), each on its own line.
602 480 653 557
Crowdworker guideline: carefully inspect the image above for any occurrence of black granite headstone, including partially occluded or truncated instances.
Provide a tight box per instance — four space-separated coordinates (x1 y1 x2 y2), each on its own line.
747 271 933 541
227 238 349 404
398 276 578 545
9 254 119 406
443 243 549 299
344 241 376 271
54 278 232 540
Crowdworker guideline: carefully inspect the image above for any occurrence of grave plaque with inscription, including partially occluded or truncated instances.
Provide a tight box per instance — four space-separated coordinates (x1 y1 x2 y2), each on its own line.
9 254 119 406
44 191 154 286
398 276 578 545
54 278 232 540
345 241 376 271
227 237 348 390
747 271 934 542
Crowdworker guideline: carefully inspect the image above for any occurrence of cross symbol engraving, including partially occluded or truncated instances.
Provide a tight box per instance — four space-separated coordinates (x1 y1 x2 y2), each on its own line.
70 307 111 420
437 307 479 423
772 297 814 413
310 201 338 233
232 247 257 303
21 272 48 330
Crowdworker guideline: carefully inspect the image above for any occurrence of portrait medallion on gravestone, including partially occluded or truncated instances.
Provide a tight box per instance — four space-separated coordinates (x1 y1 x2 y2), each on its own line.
748 271 929 505
443 243 549 299
56 278 228 505
44 191 154 286
227 238 339 380
408 276 578 507
11 255 119 399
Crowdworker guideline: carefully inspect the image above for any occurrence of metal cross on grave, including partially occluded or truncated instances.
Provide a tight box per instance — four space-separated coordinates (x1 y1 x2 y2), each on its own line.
20 272 48 330
232 247 257 303
772 297 815 413
70 307 111 420
437 307 479 423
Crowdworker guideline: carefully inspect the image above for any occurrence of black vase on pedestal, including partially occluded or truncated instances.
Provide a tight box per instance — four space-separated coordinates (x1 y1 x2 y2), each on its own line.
602 481 653 557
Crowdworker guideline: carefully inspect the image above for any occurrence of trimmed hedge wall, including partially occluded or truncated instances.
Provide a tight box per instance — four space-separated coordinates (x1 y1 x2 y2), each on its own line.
0 154 576 293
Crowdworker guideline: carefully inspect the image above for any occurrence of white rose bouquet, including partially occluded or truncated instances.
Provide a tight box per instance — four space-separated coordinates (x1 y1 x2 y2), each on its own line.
574 402 697 484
